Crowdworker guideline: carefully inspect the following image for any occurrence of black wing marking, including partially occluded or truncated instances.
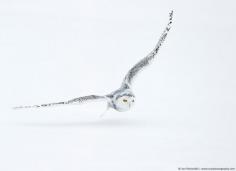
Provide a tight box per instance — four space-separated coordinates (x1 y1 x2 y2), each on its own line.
13 95 107 109
122 10 173 86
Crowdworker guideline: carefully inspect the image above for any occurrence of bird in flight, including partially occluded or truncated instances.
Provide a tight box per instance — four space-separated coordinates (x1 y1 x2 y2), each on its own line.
14 11 173 114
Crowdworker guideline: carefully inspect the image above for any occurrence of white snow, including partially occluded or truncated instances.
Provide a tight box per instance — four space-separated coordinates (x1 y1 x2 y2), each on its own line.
0 0 235 170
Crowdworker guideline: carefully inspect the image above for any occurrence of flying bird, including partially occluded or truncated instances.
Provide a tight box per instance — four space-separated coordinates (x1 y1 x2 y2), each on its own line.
14 11 173 114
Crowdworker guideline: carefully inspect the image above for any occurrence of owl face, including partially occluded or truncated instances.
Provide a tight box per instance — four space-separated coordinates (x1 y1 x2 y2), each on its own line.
114 94 135 112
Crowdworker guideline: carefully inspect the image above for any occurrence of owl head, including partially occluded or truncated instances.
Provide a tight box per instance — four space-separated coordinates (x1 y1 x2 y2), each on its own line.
113 91 135 112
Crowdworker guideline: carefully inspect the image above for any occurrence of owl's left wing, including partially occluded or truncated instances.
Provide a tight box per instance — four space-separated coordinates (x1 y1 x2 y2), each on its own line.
13 95 108 109
122 11 173 87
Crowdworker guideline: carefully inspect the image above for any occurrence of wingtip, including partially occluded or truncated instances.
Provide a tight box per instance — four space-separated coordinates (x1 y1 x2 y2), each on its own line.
12 106 21 110
12 105 30 110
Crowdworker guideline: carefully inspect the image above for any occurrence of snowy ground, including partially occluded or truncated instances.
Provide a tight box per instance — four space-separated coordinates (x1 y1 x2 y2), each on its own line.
0 0 235 170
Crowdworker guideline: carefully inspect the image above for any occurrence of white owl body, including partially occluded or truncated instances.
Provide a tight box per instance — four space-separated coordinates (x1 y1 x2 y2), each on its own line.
107 88 135 112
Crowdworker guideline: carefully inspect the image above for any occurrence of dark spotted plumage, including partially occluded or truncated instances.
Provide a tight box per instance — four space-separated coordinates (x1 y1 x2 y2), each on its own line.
122 10 173 86
13 95 106 109
67 95 106 104
13 11 173 113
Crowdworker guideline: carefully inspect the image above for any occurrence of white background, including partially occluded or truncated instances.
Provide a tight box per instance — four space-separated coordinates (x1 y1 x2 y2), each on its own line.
0 0 235 170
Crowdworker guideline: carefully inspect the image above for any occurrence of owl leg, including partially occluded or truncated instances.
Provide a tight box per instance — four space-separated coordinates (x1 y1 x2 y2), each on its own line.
99 103 110 118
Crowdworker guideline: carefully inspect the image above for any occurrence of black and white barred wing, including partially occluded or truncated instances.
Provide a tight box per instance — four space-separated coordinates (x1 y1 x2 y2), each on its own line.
13 95 108 109
122 11 173 87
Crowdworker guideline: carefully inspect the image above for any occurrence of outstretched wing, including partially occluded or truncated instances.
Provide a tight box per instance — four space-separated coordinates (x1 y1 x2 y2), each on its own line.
13 95 108 109
122 10 173 87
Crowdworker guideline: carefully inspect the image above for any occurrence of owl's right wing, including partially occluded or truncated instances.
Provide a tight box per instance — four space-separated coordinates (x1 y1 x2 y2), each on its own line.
13 95 108 109
122 10 173 87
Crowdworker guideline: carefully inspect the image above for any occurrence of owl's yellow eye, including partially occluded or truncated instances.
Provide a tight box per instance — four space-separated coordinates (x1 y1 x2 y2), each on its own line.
123 99 128 103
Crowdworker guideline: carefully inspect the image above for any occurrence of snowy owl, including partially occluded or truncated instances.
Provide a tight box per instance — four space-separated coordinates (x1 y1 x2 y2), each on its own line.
14 11 173 114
